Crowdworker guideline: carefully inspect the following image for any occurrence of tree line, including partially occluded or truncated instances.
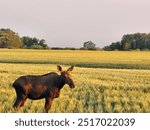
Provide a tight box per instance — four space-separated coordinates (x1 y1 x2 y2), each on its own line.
104 33 150 51
1 28 150 50
0 28 48 49
0 28 97 50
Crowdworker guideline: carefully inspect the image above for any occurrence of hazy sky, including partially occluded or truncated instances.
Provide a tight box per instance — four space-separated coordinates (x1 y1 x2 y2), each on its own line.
1 0 150 48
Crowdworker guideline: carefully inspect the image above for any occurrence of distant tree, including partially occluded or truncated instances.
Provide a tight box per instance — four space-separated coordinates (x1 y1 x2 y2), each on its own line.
123 42 131 50
103 46 112 51
83 41 96 50
0 28 49 49
22 36 49 49
39 39 45 45
103 41 121 51
0 28 23 48
39 39 49 49
32 37 39 45
21 36 33 47
104 33 150 51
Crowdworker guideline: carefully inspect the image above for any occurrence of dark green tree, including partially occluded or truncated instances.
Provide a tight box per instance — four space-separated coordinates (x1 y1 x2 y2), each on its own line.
21 36 49 49
104 33 150 50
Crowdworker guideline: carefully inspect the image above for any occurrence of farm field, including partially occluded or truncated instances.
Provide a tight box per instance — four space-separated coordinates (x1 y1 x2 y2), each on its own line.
0 49 150 69
0 49 150 112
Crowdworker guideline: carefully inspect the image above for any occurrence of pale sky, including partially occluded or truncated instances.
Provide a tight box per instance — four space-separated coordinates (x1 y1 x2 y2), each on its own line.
0 0 150 48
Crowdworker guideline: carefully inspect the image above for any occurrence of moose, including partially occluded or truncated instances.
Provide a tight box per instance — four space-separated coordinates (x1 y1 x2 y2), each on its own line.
12 65 75 112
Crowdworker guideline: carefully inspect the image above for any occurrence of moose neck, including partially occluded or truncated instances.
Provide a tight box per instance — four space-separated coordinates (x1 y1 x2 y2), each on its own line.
57 75 65 89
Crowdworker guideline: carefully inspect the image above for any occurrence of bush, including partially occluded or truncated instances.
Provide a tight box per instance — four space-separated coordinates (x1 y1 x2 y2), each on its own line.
29 45 44 49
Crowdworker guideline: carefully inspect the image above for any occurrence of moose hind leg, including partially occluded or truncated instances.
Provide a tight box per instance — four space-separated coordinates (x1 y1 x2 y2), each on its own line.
44 98 53 113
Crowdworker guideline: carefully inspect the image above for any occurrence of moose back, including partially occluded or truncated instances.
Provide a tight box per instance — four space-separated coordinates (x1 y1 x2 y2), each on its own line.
12 65 75 112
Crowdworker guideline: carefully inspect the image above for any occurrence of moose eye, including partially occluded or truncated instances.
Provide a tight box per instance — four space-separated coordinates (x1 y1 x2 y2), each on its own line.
64 74 69 78
65 74 71 78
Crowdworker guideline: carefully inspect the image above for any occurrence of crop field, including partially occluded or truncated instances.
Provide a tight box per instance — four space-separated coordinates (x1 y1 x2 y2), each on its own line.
0 49 150 69
0 49 150 112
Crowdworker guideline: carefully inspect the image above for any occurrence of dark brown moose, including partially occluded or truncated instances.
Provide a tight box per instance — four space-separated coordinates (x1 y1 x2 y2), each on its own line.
12 65 75 112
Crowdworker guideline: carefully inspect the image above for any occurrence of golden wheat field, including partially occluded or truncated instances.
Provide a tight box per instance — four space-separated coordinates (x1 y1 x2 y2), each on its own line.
0 49 150 112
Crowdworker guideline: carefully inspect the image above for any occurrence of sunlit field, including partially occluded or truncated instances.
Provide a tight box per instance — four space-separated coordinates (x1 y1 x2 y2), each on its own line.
0 49 150 112
0 49 150 69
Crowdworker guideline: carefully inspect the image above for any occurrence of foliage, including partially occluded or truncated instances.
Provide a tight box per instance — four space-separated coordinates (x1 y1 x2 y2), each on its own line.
103 42 121 51
21 36 49 49
0 28 49 49
83 41 96 50
0 28 23 48
104 33 150 50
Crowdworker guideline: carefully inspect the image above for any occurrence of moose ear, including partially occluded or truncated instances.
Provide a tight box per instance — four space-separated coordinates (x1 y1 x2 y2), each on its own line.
67 66 74 72
57 65 62 72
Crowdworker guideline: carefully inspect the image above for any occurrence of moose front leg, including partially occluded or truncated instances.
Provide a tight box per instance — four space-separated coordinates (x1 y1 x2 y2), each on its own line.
13 94 27 110
44 98 53 113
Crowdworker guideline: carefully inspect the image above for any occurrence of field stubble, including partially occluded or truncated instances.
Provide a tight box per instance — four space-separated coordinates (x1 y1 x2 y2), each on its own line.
0 62 150 112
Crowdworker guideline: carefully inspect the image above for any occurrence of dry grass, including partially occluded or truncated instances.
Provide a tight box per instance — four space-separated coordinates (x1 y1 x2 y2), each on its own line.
0 62 150 113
